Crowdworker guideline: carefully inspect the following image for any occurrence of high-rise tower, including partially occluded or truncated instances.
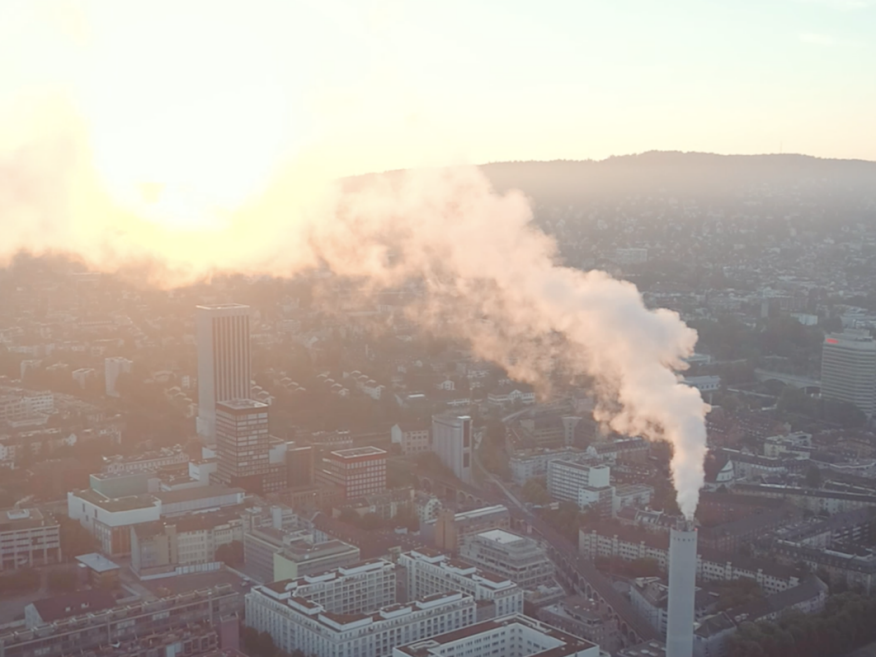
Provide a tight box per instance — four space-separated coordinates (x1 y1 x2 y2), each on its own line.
821 330 876 417
196 303 251 442
215 398 270 493
666 521 697 657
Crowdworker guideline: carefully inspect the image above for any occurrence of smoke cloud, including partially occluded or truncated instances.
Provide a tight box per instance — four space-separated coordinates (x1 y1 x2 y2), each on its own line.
0 2 709 518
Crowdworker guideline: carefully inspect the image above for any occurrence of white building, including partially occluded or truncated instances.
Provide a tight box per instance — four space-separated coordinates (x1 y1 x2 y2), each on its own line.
613 485 655 516
821 331 876 416
0 389 54 425
548 461 612 511
399 548 524 617
393 614 602 657
458 530 554 592
509 448 589 486
261 559 396 616
682 376 721 393
246 587 479 657
432 414 472 484
104 357 133 398
392 422 431 457
196 303 252 442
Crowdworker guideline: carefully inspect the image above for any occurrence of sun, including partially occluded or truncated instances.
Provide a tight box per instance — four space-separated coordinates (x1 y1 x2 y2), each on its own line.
75 1 297 230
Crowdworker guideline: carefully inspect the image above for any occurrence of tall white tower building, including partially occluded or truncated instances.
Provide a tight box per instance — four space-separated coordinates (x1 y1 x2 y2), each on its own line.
666 522 697 657
432 413 472 484
196 303 252 442
821 331 876 416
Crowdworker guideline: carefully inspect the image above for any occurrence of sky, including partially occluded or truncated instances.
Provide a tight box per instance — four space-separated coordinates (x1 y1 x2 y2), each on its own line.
1 0 875 215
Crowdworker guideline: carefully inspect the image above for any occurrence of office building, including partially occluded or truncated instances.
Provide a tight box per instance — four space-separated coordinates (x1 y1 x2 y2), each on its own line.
0 508 61 571
215 399 271 493
434 505 511 553
246 587 478 657
548 461 613 516
196 303 252 441
273 537 362 581
316 446 387 500
131 513 244 577
431 414 472 484
821 331 876 416
0 585 240 657
392 614 601 657
399 549 524 617
262 559 396 616
509 447 589 485
104 357 133 398
286 443 314 487
459 529 554 592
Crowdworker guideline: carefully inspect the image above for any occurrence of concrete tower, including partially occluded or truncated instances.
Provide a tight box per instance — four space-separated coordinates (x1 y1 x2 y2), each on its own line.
196 303 251 442
666 521 697 657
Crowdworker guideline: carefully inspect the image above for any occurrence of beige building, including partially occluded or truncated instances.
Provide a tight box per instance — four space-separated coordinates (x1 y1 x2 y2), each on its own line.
131 513 243 576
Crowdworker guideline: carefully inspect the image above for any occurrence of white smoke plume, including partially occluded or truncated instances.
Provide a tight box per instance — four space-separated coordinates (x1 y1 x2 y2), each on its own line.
0 2 709 518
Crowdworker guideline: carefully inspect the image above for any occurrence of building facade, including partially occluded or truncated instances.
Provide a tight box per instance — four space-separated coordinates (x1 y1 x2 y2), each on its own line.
433 506 511 553
821 331 876 416
392 422 432 456
431 414 472 484
317 446 387 500
458 530 554 592
215 399 271 493
0 508 61 571
196 303 252 441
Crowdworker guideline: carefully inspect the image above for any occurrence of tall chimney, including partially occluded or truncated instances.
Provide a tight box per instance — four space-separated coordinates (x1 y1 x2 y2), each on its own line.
666 521 697 657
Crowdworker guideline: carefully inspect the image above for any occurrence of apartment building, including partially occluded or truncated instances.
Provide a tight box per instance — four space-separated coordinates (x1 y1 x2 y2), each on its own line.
246 587 479 657
0 389 54 427
399 548 524 618
0 585 240 657
0 508 61 571
509 447 589 485
391 421 431 456
260 559 396 616
458 530 554 592
392 614 601 657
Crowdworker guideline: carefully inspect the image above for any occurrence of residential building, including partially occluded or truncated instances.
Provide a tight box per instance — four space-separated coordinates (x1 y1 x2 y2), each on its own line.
104 356 133 397
821 330 876 416
538 596 612 650
459 530 554 592
431 414 472 484
0 388 54 426
246 588 478 657
433 505 511 553
415 491 443 525
317 446 387 500
392 614 601 657
613 485 655 516
0 508 61 570
260 559 396 616
487 385 536 407
1 585 240 657
196 303 252 441
215 399 271 493
398 548 524 617
392 421 432 456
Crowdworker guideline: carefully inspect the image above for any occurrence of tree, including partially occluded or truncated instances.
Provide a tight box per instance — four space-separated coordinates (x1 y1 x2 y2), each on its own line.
215 540 244 568
521 478 551 505
805 464 822 489
47 568 78 592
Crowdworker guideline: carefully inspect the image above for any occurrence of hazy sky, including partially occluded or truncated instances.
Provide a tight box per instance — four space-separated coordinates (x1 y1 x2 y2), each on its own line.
3 0 875 184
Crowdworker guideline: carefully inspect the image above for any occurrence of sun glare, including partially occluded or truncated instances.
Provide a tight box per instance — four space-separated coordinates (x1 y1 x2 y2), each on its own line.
75 2 296 230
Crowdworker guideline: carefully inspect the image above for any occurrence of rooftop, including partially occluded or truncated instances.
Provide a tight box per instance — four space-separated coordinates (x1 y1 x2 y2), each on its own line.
477 529 524 545
75 553 120 573
0 507 51 531
216 399 269 412
71 488 159 513
329 446 387 459
154 485 245 505
28 590 117 623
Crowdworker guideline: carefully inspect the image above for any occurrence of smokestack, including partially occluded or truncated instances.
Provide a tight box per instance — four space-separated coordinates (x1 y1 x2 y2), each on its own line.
666 521 697 657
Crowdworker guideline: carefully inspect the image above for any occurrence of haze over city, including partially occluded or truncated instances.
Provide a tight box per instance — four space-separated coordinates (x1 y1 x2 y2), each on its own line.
2 3 876 657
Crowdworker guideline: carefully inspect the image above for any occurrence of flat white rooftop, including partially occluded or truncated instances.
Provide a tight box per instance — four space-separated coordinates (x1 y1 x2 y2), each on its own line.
477 529 522 544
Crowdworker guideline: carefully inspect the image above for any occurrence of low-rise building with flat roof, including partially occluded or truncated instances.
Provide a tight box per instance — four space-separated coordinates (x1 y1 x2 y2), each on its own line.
0 507 60 570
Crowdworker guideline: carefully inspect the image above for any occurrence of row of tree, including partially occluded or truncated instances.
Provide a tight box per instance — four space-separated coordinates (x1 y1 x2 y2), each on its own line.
728 592 876 657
